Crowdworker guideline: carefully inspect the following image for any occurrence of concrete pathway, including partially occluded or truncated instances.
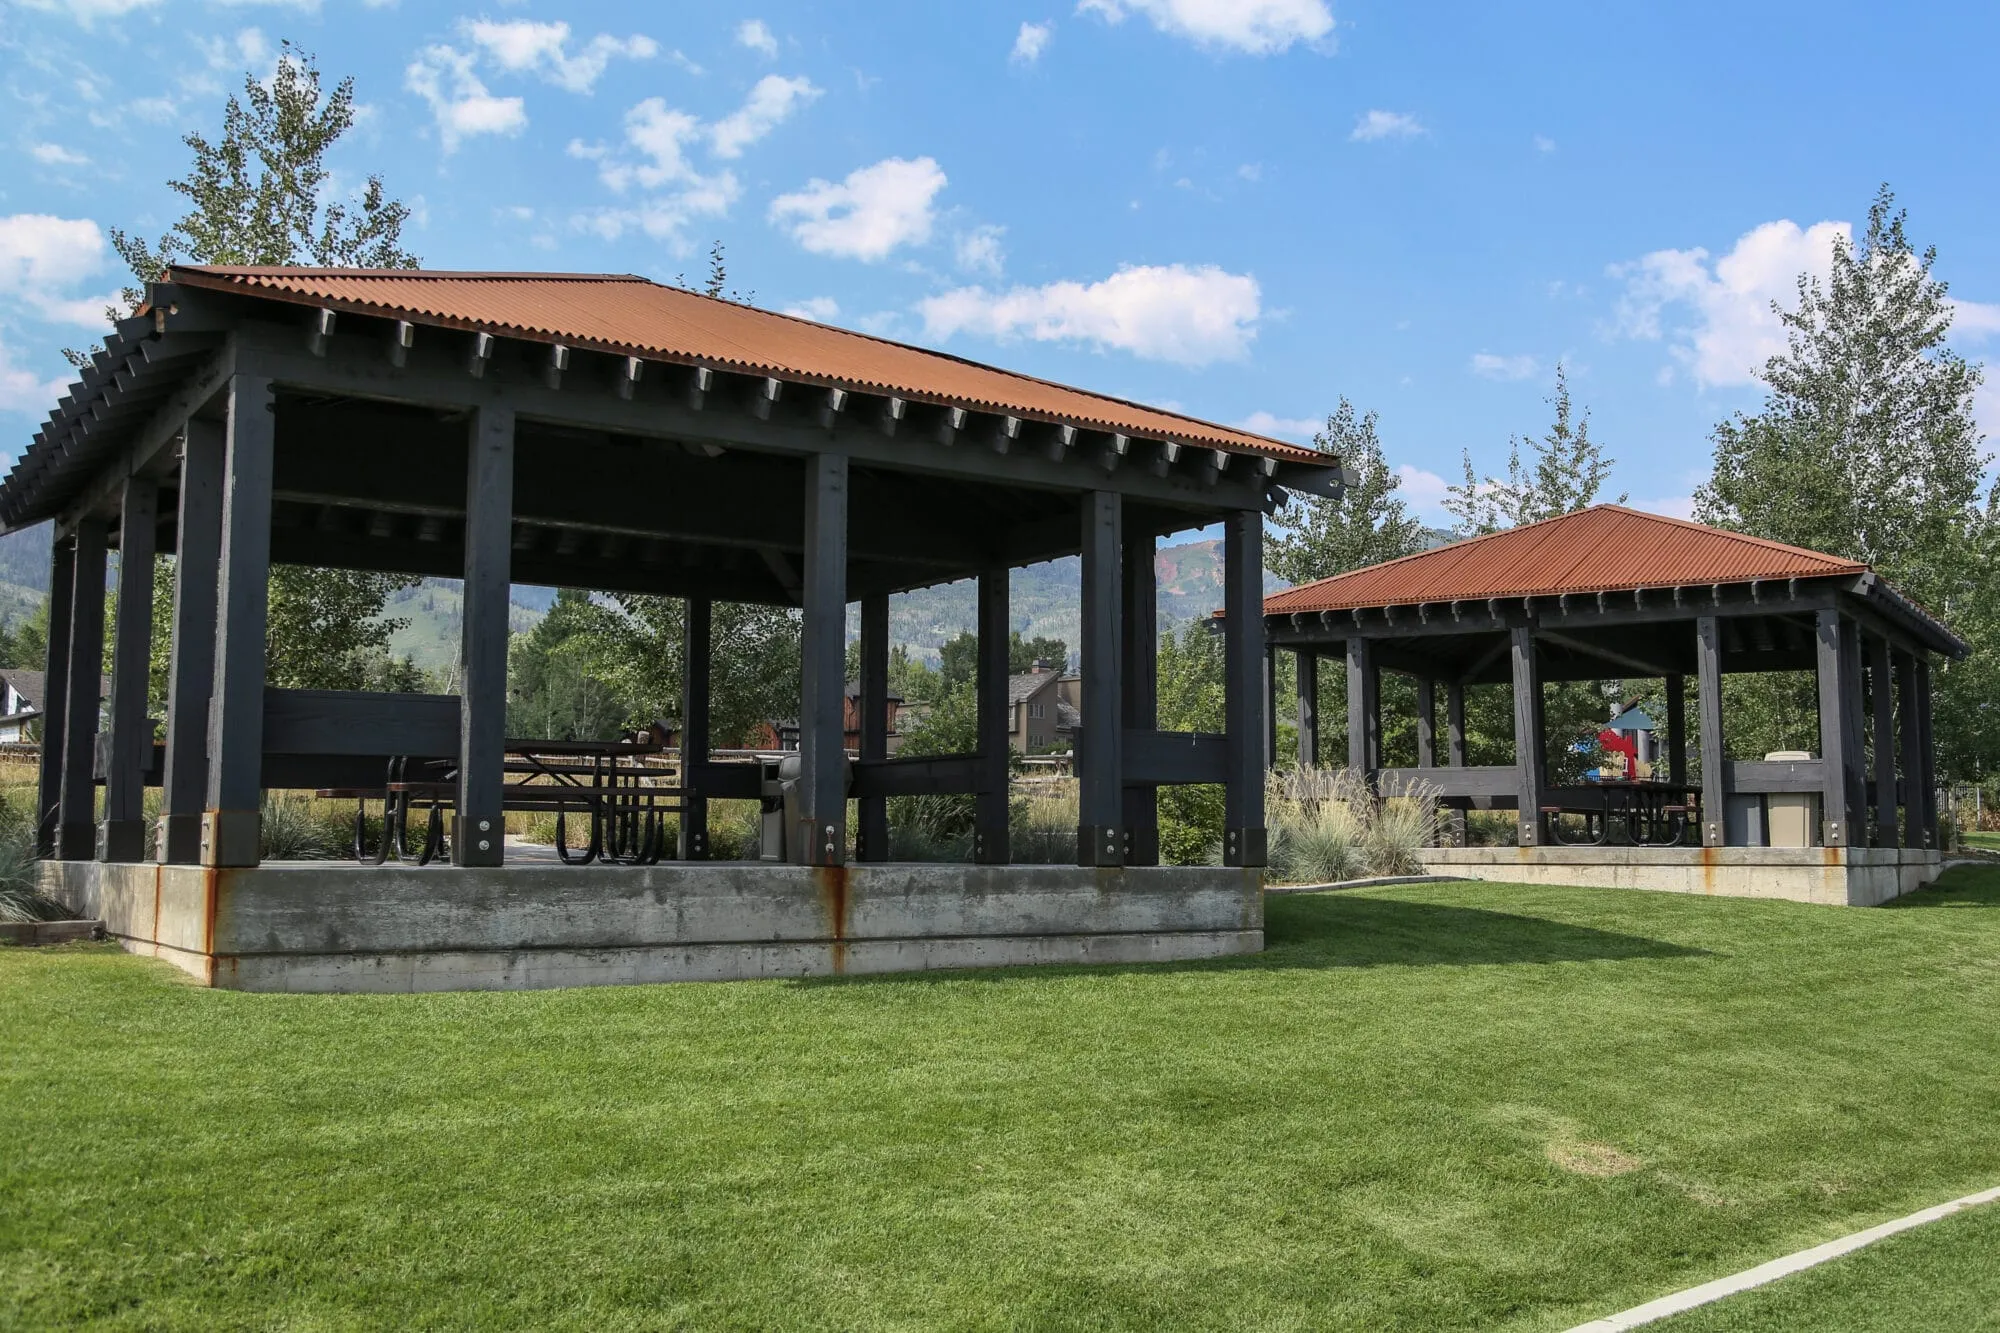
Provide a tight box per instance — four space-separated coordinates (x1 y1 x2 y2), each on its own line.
1564 1185 2000 1331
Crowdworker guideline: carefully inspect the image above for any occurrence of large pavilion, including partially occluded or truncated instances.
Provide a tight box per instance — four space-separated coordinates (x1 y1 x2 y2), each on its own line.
1262 506 1964 905
10 266 1346 989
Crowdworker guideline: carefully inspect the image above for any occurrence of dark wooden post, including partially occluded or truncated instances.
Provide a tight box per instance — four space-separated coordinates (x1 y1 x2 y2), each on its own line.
1917 658 1938 849
1510 625 1545 847
1222 508 1266 867
1121 530 1159 864
99 477 157 862
1840 624 1868 836
974 566 1010 864
795 452 848 866
1696 617 1726 847
1295 650 1318 768
855 592 888 861
158 421 223 864
1896 651 1922 850
1868 634 1897 848
1346 638 1379 778
678 596 711 860
454 403 514 867
1446 678 1466 767
35 535 75 858
1263 642 1279 769
1416 676 1436 769
1813 608 1851 847
1665 673 1687 789
202 374 275 867
57 519 107 861
1077 490 1123 866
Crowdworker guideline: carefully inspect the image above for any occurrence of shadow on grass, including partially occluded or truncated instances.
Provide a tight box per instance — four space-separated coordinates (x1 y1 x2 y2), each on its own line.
1888 862 2000 909
790 890 1706 989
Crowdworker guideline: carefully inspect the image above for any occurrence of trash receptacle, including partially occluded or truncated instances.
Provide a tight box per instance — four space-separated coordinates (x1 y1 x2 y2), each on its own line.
1764 750 1818 847
772 753 852 863
758 758 788 861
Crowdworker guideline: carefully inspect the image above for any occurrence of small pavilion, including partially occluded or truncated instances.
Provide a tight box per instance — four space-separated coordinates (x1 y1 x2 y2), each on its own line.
8 266 1347 989
1262 506 1964 904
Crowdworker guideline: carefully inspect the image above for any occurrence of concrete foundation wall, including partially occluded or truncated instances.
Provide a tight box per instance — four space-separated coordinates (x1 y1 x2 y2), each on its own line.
39 860 1263 993
1416 846 1943 906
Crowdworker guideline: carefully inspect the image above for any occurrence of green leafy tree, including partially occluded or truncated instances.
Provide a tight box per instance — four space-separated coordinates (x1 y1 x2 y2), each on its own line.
566 595 801 746
1694 186 1994 777
264 565 412 690
936 630 1069 693
507 589 632 740
1265 397 1427 586
1155 619 1227 864
1445 363 1624 536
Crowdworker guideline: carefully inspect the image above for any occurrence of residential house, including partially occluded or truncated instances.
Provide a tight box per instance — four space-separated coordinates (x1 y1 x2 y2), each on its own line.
0 667 109 743
1008 661 1077 754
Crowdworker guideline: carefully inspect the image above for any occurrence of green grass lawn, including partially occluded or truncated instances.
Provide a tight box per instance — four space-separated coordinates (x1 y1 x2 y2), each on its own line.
1961 830 2000 852
5 871 1999 1331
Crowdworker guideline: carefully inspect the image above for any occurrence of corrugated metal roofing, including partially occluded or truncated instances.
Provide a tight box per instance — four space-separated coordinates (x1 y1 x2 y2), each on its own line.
1264 506 1870 614
163 266 1318 461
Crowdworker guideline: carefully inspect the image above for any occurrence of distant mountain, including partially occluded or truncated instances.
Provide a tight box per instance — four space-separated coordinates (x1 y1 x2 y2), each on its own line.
0 524 51 596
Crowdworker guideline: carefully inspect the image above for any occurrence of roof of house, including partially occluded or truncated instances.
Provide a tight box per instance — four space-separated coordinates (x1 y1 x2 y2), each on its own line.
0 668 46 709
1265 506 1874 614
842 679 904 704
1008 672 1062 706
163 266 1318 463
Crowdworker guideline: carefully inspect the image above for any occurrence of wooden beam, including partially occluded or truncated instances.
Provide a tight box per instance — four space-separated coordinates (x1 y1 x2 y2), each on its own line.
856 592 888 861
1124 730 1227 785
453 402 514 867
1917 658 1938 848
795 452 848 865
99 476 157 861
1077 490 1123 865
202 374 276 866
1416 676 1436 769
1868 633 1897 848
1446 678 1467 767
57 521 106 860
35 536 75 857
1697 618 1727 846
1814 609 1851 847
1665 672 1687 788
1510 625 1544 847
1122 528 1159 863
975 566 1010 864
679 597 712 860
1222 508 1266 866
1295 649 1319 768
1536 628 1676 680
1347 638 1379 778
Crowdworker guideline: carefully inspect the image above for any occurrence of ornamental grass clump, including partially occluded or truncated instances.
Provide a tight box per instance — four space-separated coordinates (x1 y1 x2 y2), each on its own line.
0 791 69 923
1265 767 1442 884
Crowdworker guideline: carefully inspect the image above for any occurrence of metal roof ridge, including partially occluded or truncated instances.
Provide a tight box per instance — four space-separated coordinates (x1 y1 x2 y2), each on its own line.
177 265 649 282
1589 503 1868 569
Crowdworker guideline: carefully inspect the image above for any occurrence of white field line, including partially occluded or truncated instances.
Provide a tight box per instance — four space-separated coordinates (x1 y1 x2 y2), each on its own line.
1565 1185 2000 1332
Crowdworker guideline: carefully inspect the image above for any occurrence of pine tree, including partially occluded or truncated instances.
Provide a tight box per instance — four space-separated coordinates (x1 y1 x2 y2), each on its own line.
1445 363 1624 536
1264 398 1427 585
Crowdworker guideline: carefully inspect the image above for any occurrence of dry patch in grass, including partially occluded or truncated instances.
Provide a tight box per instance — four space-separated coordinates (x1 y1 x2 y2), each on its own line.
1548 1138 1644 1177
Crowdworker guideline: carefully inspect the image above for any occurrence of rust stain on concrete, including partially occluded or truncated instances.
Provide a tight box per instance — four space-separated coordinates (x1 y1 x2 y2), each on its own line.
202 867 222 958
1699 845 1718 895
812 863 850 973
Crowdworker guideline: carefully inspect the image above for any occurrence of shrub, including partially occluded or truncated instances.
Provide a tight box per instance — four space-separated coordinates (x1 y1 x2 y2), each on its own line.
1010 782 1077 865
260 793 337 861
1264 767 1443 884
0 791 69 923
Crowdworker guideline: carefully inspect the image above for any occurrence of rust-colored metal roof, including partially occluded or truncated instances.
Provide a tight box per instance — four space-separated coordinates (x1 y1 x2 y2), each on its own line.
1264 506 1870 614
163 265 1317 461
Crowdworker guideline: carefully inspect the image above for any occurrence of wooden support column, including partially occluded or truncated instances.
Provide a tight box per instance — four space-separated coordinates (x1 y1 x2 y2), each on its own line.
158 421 223 864
35 536 75 858
1264 642 1279 769
1510 625 1545 847
1446 679 1467 767
1295 650 1318 768
57 519 107 861
1077 490 1123 866
1223 508 1266 867
1665 673 1687 789
99 477 157 862
1696 618 1726 847
974 566 1010 864
1896 652 1922 850
1121 530 1159 865
454 402 514 867
1346 639 1380 778
1868 634 1897 848
1813 609 1851 847
202 374 275 866
855 592 888 862
1416 677 1437 769
678 596 711 860
795 452 848 866
1917 659 1938 849
1840 624 1869 837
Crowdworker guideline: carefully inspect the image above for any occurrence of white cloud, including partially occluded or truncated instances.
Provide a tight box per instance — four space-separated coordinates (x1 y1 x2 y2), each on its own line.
568 100 740 245
709 74 819 158
1394 464 1453 523
0 335 71 414
0 213 106 297
1238 162 1262 181
954 225 1006 277
1533 134 1556 153
1351 109 1424 142
737 19 779 58
770 157 947 262
1951 297 2000 340
463 19 658 94
918 262 1261 366
198 27 274 74
1470 351 1539 381
1238 411 1320 440
406 45 526 151
783 297 840 321
29 143 89 166
128 97 179 123
1012 21 1053 63
1609 218 1847 388
15 0 160 19
1077 0 1333 54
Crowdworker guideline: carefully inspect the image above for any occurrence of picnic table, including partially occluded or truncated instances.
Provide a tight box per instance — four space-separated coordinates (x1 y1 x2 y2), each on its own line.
319 734 686 866
1539 780 1701 847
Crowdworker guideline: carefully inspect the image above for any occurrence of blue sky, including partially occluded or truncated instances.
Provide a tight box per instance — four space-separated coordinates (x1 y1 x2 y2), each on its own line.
3 0 1997 525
